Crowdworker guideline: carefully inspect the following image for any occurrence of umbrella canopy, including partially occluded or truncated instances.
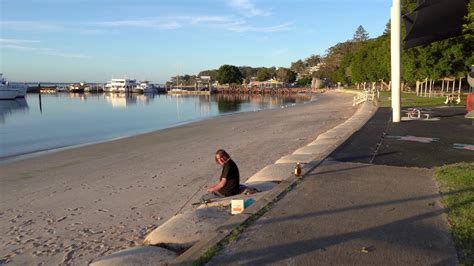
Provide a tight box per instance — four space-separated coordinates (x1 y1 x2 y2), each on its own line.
403 0 468 48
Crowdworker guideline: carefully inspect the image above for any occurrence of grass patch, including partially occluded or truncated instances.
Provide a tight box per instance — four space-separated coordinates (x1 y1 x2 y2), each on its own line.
434 162 474 265
378 91 448 107
192 245 221 266
338 88 467 107
376 91 468 108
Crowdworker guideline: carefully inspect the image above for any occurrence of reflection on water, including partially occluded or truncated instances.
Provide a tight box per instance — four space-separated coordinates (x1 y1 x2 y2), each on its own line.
0 93 313 160
105 93 137 108
0 98 29 123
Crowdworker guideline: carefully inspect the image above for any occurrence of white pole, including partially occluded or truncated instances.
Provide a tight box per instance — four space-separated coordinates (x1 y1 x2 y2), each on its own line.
458 77 462 97
391 0 401 122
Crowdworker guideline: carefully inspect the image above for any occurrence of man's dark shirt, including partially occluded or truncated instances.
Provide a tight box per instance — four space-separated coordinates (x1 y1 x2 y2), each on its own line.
218 159 240 196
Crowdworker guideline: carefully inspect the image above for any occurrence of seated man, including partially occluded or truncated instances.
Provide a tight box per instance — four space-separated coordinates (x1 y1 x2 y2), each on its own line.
201 149 240 203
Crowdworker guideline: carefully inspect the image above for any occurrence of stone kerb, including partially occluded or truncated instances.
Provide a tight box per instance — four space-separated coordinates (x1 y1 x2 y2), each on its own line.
90 246 176 266
308 138 339 147
196 181 278 208
275 154 320 164
293 144 334 156
143 207 230 250
324 128 352 140
244 181 279 192
342 119 363 127
316 132 344 141
332 125 359 136
245 163 295 183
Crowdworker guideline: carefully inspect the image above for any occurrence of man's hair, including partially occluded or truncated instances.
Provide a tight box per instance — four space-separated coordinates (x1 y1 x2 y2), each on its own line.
215 149 230 161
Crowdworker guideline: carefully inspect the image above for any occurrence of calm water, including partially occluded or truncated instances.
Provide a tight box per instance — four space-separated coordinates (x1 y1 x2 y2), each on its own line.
0 93 314 160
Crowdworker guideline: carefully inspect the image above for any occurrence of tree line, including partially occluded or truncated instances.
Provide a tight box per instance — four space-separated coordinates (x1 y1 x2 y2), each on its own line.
171 1 473 89
314 0 473 89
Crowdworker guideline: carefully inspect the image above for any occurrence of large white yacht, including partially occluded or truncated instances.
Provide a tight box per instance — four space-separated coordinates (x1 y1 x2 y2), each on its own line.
0 73 27 99
104 78 139 93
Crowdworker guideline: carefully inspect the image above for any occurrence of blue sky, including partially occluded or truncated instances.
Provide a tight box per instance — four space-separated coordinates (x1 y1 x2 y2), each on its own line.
1 0 391 83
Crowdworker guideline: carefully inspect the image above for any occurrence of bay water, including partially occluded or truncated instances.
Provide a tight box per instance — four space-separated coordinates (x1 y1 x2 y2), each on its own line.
0 93 313 160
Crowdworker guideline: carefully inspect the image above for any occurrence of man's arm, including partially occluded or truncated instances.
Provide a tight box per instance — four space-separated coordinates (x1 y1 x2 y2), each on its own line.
207 178 227 193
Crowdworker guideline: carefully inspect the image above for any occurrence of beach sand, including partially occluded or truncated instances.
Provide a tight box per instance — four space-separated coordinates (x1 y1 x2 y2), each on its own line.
0 92 356 265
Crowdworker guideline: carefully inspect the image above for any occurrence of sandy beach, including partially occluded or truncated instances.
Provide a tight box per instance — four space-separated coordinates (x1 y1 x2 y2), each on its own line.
0 92 355 265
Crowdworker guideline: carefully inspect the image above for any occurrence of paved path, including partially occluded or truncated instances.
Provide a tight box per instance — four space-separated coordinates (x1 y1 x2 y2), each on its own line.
209 161 458 265
208 106 469 265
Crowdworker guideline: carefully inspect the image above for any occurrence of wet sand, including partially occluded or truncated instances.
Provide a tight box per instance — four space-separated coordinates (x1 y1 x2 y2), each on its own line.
0 92 356 265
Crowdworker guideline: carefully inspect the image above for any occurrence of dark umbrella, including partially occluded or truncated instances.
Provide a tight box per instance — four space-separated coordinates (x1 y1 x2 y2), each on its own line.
403 0 468 49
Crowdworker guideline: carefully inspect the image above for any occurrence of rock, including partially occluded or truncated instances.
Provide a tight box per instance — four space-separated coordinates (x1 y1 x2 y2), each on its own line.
56 216 67 222
245 163 294 183
307 138 338 147
242 181 278 192
275 154 320 164
90 246 177 266
143 207 229 249
293 144 335 156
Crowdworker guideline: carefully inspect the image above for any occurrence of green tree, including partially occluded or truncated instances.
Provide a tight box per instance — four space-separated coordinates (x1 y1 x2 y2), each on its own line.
353 25 369 42
198 70 218 80
256 68 272 81
296 75 312 86
239 66 258 80
216 65 243 85
318 41 357 83
290 60 306 74
305 55 321 67
463 2 474 65
275 68 297 83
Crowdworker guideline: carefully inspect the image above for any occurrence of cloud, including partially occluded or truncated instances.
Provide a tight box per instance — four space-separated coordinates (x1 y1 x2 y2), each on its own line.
1 38 90 59
0 38 41 51
0 39 41 44
0 21 64 32
93 16 292 33
219 21 293 32
229 0 270 16
95 19 181 30
186 16 231 24
1 16 291 33
40 51 92 59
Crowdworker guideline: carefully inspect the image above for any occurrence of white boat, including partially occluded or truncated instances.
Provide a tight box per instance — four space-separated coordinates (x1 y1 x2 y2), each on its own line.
0 87 19 100
0 73 27 99
9 83 27 97
104 78 139 93
133 81 155 93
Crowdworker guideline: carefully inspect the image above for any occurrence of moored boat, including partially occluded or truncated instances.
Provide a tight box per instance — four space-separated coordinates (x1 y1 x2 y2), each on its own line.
0 87 19 100
133 80 155 93
69 82 89 93
0 73 27 98
104 78 139 93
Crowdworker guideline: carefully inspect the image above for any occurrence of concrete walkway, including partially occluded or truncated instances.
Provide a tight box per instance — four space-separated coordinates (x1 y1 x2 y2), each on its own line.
208 106 471 265
208 160 457 265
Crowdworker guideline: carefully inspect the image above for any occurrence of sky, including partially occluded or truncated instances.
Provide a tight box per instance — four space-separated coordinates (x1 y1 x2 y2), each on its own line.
0 0 392 83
